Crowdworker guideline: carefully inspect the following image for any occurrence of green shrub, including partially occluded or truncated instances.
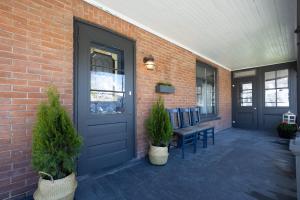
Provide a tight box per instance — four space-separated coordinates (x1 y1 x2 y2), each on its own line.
32 87 82 180
277 122 298 139
146 97 173 147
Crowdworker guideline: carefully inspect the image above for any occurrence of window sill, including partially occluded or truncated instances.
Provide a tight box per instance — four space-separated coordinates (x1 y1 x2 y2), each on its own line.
200 116 221 123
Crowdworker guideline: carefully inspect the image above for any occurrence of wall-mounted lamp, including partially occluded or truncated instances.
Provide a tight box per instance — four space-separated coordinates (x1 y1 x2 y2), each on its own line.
143 55 155 70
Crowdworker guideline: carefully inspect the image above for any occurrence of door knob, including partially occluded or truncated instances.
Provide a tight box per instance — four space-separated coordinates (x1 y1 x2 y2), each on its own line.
254 107 257 110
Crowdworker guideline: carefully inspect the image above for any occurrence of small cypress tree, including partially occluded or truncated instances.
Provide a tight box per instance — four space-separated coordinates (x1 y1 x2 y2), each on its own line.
146 97 173 147
32 87 82 180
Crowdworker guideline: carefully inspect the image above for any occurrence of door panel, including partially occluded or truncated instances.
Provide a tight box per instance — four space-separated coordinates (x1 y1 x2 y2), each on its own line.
75 21 135 176
233 77 258 129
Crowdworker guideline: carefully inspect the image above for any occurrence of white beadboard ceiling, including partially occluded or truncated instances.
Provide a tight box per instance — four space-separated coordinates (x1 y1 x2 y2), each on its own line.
85 0 297 71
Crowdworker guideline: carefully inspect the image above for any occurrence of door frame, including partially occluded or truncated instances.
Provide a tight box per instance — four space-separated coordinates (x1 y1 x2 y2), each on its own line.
73 18 137 170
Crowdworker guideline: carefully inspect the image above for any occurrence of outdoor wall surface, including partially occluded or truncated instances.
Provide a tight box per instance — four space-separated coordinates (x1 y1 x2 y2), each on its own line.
0 0 231 199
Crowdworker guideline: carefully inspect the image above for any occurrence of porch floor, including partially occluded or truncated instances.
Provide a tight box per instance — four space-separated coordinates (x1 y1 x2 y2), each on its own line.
76 128 296 200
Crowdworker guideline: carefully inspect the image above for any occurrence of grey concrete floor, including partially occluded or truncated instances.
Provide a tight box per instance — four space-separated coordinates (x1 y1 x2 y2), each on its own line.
76 128 297 200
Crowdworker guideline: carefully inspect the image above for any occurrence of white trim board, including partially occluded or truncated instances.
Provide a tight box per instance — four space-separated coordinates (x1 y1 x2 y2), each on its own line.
83 0 232 71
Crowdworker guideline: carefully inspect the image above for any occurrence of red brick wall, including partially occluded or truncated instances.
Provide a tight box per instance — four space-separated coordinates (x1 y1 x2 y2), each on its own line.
0 0 231 199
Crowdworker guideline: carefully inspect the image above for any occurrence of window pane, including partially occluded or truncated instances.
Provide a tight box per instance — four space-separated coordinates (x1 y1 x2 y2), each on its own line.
196 62 216 116
277 89 289 106
277 102 289 107
90 91 124 114
277 69 288 78
276 77 288 88
206 83 215 114
265 102 276 107
265 89 276 103
91 69 124 92
242 83 252 90
233 70 256 78
90 47 125 114
196 63 206 79
240 83 252 107
241 90 252 98
242 103 252 106
265 80 275 89
265 71 275 80
264 69 289 108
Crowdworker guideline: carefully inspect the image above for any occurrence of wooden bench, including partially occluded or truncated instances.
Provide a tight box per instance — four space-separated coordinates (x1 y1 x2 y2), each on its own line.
167 107 215 158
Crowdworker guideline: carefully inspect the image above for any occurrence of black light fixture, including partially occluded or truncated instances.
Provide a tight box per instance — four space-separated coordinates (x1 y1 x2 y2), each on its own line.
143 55 155 70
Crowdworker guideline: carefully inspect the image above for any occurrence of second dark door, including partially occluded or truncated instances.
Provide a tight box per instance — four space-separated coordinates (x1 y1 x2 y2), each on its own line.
233 77 258 129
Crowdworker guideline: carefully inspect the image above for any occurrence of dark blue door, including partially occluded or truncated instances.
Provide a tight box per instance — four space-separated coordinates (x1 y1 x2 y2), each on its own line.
75 21 135 175
233 77 258 129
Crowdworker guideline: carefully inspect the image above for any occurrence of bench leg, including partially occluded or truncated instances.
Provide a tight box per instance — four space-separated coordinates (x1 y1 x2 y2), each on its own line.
212 128 215 145
204 130 208 148
193 133 197 153
181 136 185 159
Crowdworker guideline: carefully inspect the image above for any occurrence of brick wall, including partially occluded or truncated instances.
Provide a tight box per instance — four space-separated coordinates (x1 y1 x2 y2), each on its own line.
0 0 231 199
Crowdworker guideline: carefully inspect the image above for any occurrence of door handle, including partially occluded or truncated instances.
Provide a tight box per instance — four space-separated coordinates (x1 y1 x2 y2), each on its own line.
253 107 257 110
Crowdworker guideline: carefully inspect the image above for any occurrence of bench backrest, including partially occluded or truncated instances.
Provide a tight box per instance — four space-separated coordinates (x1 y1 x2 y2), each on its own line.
167 108 181 130
190 107 201 125
179 108 192 128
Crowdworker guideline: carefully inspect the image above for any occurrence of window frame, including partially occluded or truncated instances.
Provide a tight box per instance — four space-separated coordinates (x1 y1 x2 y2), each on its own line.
196 61 219 119
264 69 289 108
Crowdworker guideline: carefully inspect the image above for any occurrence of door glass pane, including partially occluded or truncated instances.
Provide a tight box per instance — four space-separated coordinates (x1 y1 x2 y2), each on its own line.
90 47 125 114
240 82 252 107
265 89 276 104
277 69 288 78
265 102 276 107
90 91 125 113
277 89 289 106
265 80 275 89
276 77 288 88
265 71 275 80
242 83 252 90
264 69 289 107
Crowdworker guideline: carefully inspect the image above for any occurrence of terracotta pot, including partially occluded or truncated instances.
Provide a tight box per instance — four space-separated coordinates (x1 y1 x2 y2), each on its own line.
148 145 169 165
33 172 77 200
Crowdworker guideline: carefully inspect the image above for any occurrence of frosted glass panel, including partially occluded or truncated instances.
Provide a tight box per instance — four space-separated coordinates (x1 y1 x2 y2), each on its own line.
233 70 256 78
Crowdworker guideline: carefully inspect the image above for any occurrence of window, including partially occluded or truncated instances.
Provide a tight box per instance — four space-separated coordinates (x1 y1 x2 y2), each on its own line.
240 83 252 107
196 61 217 117
90 47 125 114
264 69 289 107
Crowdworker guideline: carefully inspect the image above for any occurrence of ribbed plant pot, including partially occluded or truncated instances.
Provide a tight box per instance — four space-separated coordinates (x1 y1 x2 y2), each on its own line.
148 145 169 165
33 172 77 200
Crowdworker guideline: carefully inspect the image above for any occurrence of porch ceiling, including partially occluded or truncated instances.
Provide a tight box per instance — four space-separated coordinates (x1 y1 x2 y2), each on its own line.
85 0 297 71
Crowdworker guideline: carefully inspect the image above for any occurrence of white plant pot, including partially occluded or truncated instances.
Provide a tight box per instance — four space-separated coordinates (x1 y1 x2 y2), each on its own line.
33 172 77 200
148 145 169 165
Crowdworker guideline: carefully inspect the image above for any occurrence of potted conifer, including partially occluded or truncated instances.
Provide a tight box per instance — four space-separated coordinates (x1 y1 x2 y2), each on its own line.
32 87 82 200
146 97 173 165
